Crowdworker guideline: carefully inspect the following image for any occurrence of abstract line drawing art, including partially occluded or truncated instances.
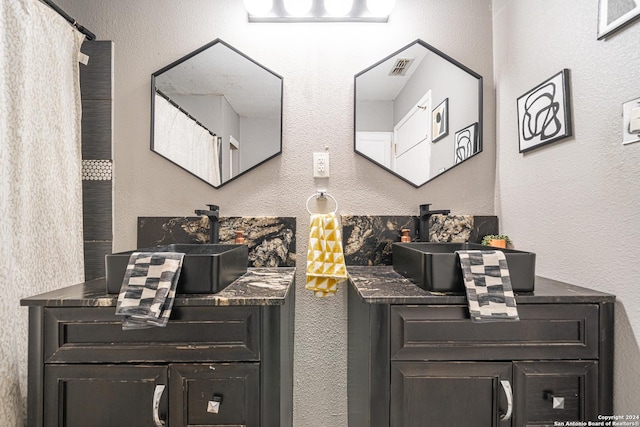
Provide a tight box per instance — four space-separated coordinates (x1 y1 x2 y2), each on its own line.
598 0 640 39
432 98 449 142
454 122 479 164
517 69 572 153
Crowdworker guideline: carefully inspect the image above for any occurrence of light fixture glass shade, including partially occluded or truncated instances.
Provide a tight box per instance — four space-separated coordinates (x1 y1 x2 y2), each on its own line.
283 0 313 16
324 0 353 16
243 0 273 15
366 0 395 17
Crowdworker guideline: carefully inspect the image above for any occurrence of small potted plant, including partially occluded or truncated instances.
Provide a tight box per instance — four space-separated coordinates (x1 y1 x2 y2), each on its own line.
481 234 511 248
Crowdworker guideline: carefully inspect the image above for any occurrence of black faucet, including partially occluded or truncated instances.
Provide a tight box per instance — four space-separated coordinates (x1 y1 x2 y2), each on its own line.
194 204 220 244
419 204 450 242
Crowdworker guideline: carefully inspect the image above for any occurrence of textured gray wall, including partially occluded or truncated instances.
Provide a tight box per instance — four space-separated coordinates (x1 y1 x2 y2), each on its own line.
55 1 495 425
493 0 640 413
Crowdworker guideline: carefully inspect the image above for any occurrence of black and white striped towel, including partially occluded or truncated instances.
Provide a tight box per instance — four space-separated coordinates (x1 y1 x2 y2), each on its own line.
456 250 519 322
115 252 184 330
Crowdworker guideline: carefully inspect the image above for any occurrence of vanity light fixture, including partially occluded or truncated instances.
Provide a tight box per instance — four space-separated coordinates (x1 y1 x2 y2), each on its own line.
324 0 354 16
246 0 394 22
283 0 313 16
366 0 395 17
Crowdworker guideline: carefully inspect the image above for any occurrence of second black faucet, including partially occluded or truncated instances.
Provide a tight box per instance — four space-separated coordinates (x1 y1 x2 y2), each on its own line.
419 204 450 242
195 204 220 244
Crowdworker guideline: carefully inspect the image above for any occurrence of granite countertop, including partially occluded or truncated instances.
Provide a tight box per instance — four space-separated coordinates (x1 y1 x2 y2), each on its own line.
21 267 295 307
348 266 615 305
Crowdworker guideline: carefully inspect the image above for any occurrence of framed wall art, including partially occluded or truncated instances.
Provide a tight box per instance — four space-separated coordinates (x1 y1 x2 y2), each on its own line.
517 69 572 153
598 0 640 39
432 98 449 142
454 122 479 164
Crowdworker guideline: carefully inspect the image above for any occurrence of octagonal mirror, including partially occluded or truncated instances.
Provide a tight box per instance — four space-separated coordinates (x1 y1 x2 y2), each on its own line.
354 39 483 187
152 39 283 188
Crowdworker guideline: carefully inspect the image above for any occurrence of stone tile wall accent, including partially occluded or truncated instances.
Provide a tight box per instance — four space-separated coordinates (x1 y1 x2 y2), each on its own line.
342 215 417 266
342 214 498 266
429 214 499 243
80 40 113 281
138 216 296 267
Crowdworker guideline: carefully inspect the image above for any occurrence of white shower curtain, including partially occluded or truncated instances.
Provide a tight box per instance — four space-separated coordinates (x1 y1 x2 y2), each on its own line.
0 0 85 425
154 92 222 186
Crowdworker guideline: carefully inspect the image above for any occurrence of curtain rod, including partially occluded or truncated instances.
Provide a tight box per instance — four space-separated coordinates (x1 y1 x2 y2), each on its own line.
155 89 218 139
41 0 96 41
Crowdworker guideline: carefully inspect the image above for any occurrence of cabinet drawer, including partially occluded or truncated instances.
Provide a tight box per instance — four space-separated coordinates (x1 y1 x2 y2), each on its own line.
391 304 599 361
43 306 260 363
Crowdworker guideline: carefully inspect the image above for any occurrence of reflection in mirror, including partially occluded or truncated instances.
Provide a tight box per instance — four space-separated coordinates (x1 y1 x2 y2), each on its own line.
354 39 482 187
152 39 283 188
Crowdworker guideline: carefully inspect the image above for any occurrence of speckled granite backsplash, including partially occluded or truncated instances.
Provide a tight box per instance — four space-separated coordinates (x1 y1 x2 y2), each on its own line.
342 216 418 266
341 214 498 266
136 214 495 268
138 216 296 267
428 214 498 243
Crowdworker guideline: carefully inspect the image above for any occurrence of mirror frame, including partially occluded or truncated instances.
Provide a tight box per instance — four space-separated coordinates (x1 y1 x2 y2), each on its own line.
353 39 483 187
151 38 283 188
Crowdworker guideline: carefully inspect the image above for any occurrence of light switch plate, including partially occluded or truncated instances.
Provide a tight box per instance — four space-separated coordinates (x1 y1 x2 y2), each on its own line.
622 97 640 145
630 107 640 133
313 152 330 178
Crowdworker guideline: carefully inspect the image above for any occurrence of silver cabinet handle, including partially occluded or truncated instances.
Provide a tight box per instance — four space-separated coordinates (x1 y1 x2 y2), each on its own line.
153 384 166 427
207 394 223 414
544 391 565 409
499 380 513 421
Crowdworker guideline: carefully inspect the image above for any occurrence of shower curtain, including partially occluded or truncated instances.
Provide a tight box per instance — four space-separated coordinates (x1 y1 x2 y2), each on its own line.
0 0 85 424
154 92 222 186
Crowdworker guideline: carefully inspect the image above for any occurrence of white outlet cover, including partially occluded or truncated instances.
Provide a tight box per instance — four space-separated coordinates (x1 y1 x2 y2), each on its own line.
313 152 330 178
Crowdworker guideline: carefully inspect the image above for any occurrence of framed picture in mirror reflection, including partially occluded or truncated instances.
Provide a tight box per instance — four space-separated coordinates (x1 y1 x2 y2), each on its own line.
432 98 449 143
454 122 479 165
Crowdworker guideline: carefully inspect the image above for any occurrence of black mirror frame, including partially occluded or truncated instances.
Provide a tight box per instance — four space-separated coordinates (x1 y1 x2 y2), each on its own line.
353 39 483 188
151 38 284 188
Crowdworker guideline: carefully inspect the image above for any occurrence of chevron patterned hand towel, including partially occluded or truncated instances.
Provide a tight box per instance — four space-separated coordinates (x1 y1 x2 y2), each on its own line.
306 213 348 297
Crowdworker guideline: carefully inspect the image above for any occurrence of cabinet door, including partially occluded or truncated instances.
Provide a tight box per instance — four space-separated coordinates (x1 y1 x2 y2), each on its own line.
513 361 598 427
44 365 168 427
169 363 260 427
391 362 513 427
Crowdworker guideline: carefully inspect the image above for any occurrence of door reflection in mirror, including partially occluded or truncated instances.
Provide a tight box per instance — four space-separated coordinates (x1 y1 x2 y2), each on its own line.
354 39 482 187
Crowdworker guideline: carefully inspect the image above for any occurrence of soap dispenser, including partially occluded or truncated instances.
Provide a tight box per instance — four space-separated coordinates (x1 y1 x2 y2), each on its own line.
234 230 246 244
401 229 411 242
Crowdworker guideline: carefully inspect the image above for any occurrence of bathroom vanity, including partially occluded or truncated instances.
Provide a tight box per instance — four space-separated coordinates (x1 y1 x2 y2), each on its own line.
347 266 614 427
21 267 295 427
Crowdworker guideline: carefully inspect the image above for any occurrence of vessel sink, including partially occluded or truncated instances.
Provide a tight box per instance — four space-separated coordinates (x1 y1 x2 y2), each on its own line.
105 244 248 294
392 242 536 293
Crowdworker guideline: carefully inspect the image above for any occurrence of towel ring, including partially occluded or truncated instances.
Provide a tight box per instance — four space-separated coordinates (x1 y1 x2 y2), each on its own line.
306 191 338 215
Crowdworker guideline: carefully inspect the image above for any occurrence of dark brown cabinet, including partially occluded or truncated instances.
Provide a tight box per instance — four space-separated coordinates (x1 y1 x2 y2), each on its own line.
44 365 168 427
22 269 295 427
168 363 260 426
512 361 599 426
391 362 512 427
348 267 614 427
44 363 261 427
